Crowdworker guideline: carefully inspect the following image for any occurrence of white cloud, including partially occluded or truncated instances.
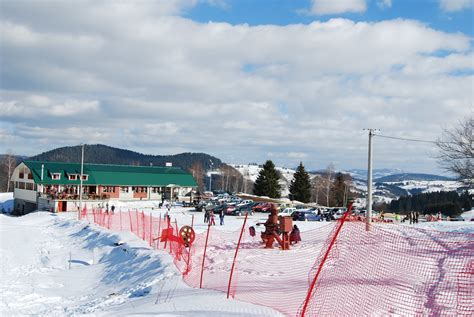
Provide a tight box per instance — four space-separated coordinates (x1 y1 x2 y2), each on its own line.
309 0 367 15
0 2 472 173
0 96 100 119
377 0 393 9
439 0 473 12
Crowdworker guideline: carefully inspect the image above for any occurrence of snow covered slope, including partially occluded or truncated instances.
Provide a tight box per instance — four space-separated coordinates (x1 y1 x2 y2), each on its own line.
0 212 281 316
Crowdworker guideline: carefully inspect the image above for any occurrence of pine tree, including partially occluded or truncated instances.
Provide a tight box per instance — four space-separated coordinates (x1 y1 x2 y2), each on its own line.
289 162 311 203
253 160 281 198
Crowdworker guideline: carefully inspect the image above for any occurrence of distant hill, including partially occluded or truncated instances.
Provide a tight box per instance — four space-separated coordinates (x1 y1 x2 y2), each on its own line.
344 168 403 181
28 144 223 171
374 173 453 183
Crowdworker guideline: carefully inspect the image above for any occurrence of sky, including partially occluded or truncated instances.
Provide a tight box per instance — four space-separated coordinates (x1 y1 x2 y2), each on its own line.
1 0 473 175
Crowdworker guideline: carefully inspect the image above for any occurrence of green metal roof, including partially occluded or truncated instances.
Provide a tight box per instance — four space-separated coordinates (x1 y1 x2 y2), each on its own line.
23 161 197 187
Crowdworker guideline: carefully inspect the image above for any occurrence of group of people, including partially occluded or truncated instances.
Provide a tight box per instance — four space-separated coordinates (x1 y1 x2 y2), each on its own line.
204 208 225 226
103 202 115 214
401 211 420 224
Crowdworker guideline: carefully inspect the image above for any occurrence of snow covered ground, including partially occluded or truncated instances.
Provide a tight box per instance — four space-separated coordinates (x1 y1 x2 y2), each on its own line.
1 198 473 316
0 208 282 316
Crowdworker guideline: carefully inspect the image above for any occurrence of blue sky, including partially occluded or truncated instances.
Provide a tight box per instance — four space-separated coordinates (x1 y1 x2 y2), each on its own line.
187 0 473 35
0 0 472 175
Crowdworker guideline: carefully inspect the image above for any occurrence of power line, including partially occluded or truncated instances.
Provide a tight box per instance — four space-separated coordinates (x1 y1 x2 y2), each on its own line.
373 133 452 145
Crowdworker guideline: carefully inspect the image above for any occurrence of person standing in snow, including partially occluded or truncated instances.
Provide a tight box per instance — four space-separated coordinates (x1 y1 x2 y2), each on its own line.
210 211 216 226
219 208 225 226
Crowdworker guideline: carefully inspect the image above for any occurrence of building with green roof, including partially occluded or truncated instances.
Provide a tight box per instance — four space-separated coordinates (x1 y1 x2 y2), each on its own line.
11 161 197 214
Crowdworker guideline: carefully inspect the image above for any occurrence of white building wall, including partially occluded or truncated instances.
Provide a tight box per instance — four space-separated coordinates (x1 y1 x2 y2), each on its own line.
14 188 37 203
119 186 133 200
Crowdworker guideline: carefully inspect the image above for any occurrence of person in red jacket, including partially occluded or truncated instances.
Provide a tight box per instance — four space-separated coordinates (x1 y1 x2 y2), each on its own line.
290 225 301 244
210 211 216 226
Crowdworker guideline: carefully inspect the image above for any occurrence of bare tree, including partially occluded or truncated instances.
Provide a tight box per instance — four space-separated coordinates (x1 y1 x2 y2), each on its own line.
188 162 205 193
316 163 335 207
436 116 473 184
3 151 16 192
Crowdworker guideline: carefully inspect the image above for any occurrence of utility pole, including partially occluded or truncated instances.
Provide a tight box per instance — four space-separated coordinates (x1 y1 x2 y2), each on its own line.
209 160 213 193
364 129 378 231
78 144 84 220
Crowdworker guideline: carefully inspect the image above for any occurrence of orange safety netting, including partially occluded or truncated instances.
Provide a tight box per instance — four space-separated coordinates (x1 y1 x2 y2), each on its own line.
81 207 474 316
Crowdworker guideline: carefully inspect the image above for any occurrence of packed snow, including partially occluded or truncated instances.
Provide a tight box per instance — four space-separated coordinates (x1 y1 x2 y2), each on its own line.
1 198 473 316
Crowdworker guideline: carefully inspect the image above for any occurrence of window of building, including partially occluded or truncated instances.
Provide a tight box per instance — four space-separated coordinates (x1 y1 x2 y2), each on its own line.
25 183 34 190
81 175 88 181
28 173 33 180
133 186 147 193
68 174 78 180
103 186 115 193
152 187 161 193
52 173 61 180
120 186 129 193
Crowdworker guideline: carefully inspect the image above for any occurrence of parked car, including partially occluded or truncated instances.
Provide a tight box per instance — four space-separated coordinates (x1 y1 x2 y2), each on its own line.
253 202 273 213
278 207 296 217
292 210 321 221
447 216 465 221
237 200 253 207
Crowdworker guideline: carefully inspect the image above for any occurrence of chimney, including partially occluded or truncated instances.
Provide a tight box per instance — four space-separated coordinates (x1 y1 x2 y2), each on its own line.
41 164 44 181
165 162 172 167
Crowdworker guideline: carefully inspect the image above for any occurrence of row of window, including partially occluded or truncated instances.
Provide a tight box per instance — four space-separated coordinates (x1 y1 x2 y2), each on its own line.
102 186 116 193
18 172 34 180
14 181 36 191
118 187 164 193
51 173 89 181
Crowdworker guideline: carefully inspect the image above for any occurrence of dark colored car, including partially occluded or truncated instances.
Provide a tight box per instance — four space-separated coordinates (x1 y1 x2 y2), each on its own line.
292 210 322 221
253 202 273 213
227 203 254 216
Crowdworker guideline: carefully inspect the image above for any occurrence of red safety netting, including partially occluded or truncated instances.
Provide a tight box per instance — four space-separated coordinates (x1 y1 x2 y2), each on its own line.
299 222 474 316
82 207 474 316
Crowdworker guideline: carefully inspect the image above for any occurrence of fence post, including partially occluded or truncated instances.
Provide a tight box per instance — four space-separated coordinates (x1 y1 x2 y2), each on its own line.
135 209 139 236
128 210 133 232
164 215 170 251
200 222 211 288
299 203 353 317
156 213 162 249
142 211 145 240
149 212 153 246
191 214 194 228
120 208 122 231
227 212 248 299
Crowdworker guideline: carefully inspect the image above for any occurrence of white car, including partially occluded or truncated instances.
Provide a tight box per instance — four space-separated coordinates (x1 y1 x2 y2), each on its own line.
278 207 296 217
237 200 253 207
